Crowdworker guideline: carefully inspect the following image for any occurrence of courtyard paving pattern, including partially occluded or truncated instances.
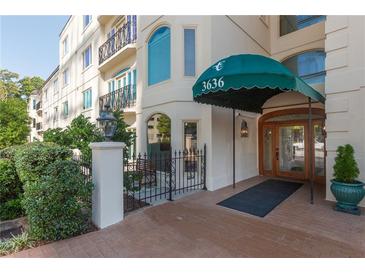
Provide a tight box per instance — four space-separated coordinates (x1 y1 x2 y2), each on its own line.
6 176 365 258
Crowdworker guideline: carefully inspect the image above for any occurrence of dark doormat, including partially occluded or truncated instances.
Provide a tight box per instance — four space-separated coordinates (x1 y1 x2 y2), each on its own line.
217 179 303 217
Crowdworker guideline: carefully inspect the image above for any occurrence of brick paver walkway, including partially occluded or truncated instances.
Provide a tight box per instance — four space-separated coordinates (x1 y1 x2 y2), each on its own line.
6 176 365 257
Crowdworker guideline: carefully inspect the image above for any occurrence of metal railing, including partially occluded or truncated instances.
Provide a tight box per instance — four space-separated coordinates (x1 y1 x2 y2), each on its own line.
36 122 42 131
36 101 42 111
73 154 92 186
99 85 136 112
99 18 137 65
123 145 207 213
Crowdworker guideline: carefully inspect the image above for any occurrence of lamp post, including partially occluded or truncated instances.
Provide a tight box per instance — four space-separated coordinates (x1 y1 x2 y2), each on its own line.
97 103 117 141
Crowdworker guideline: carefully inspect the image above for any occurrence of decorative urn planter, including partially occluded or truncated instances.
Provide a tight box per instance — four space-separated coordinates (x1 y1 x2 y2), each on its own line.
330 144 365 215
330 180 365 215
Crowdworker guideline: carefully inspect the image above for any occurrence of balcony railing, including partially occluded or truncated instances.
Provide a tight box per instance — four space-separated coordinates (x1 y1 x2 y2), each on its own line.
36 101 42 111
99 85 136 112
36 122 42 131
99 17 137 65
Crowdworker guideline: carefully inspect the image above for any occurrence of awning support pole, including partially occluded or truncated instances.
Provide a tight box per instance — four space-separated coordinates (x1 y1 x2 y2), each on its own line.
233 109 236 189
308 97 314 204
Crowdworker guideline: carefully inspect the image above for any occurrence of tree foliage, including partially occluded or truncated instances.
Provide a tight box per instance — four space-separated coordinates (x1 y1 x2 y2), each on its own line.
43 128 72 147
0 98 30 149
0 69 44 99
156 114 171 143
18 76 44 98
111 110 135 147
43 115 103 160
0 69 20 99
43 113 134 159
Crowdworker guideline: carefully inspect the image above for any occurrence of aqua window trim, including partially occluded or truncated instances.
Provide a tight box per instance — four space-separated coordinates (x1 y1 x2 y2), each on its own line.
113 67 130 78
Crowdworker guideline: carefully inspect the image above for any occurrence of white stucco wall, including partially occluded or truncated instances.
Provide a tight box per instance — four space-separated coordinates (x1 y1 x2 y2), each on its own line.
42 16 101 129
325 16 365 207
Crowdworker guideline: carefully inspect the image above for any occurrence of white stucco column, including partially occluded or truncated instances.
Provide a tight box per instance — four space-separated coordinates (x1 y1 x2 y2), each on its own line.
89 142 125 229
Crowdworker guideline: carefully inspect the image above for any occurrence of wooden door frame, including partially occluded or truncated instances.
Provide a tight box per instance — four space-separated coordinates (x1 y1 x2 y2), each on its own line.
258 108 326 182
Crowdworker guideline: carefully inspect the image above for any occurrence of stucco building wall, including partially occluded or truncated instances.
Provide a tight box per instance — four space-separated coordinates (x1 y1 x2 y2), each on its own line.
325 16 365 207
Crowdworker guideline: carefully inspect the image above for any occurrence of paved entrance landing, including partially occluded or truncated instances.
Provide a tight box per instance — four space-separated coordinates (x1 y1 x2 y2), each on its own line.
7 176 365 257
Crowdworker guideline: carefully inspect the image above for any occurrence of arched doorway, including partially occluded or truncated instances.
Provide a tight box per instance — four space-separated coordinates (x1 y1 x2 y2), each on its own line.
258 108 325 183
147 113 171 156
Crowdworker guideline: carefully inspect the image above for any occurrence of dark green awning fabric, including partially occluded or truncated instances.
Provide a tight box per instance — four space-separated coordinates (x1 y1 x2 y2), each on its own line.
193 54 325 113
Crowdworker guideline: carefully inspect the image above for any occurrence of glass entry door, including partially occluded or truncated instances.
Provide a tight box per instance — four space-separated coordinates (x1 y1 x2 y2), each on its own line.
276 124 306 179
259 109 326 183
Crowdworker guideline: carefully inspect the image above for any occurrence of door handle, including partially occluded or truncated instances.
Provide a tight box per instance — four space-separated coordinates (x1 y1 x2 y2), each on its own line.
275 148 279 160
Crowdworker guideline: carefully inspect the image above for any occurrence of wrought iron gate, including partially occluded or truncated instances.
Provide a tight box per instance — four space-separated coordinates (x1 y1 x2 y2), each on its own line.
123 144 207 213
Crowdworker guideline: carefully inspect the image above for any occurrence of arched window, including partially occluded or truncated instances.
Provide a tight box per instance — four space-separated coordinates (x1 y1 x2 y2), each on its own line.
148 26 171 86
280 16 325 36
147 113 171 155
282 51 326 85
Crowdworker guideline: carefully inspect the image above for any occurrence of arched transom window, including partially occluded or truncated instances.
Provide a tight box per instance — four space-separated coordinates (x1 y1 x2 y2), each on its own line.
282 50 326 85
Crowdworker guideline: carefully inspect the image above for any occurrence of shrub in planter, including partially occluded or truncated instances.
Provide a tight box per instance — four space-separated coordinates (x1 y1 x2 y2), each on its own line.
331 144 365 215
22 160 93 241
14 142 72 185
0 159 21 203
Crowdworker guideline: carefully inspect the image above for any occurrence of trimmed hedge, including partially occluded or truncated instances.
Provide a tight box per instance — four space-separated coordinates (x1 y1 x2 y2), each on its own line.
0 159 21 203
22 160 93 240
0 145 22 162
0 142 93 241
0 158 24 221
13 142 72 185
0 198 24 221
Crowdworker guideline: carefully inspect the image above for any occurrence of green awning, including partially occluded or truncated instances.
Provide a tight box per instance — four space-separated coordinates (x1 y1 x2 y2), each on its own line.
193 54 325 113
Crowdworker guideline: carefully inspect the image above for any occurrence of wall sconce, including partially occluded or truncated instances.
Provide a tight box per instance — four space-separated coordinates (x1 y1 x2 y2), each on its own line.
240 120 248 138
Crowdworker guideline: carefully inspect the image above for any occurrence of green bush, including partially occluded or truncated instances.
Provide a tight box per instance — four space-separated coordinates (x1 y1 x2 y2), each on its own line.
43 128 72 147
0 159 21 203
0 197 24 221
0 145 22 162
22 160 93 241
333 144 360 183
13 142 72 185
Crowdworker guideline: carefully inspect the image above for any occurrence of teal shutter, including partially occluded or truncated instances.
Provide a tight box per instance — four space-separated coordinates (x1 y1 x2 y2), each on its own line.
148 27 171 85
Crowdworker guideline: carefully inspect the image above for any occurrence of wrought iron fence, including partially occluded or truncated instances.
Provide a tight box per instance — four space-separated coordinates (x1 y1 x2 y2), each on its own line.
99 85 136 112
73 154 92 185
123 145 207 213
99 18 137 65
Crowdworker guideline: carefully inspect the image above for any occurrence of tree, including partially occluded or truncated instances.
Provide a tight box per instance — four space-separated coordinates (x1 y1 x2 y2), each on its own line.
43 113 134 160
111 110 134 147
0 98 30 149
43 128 72 147
18 76 45 98
66 115 104 159
0 69 20 99
1 69 45 100
156 114 171 143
